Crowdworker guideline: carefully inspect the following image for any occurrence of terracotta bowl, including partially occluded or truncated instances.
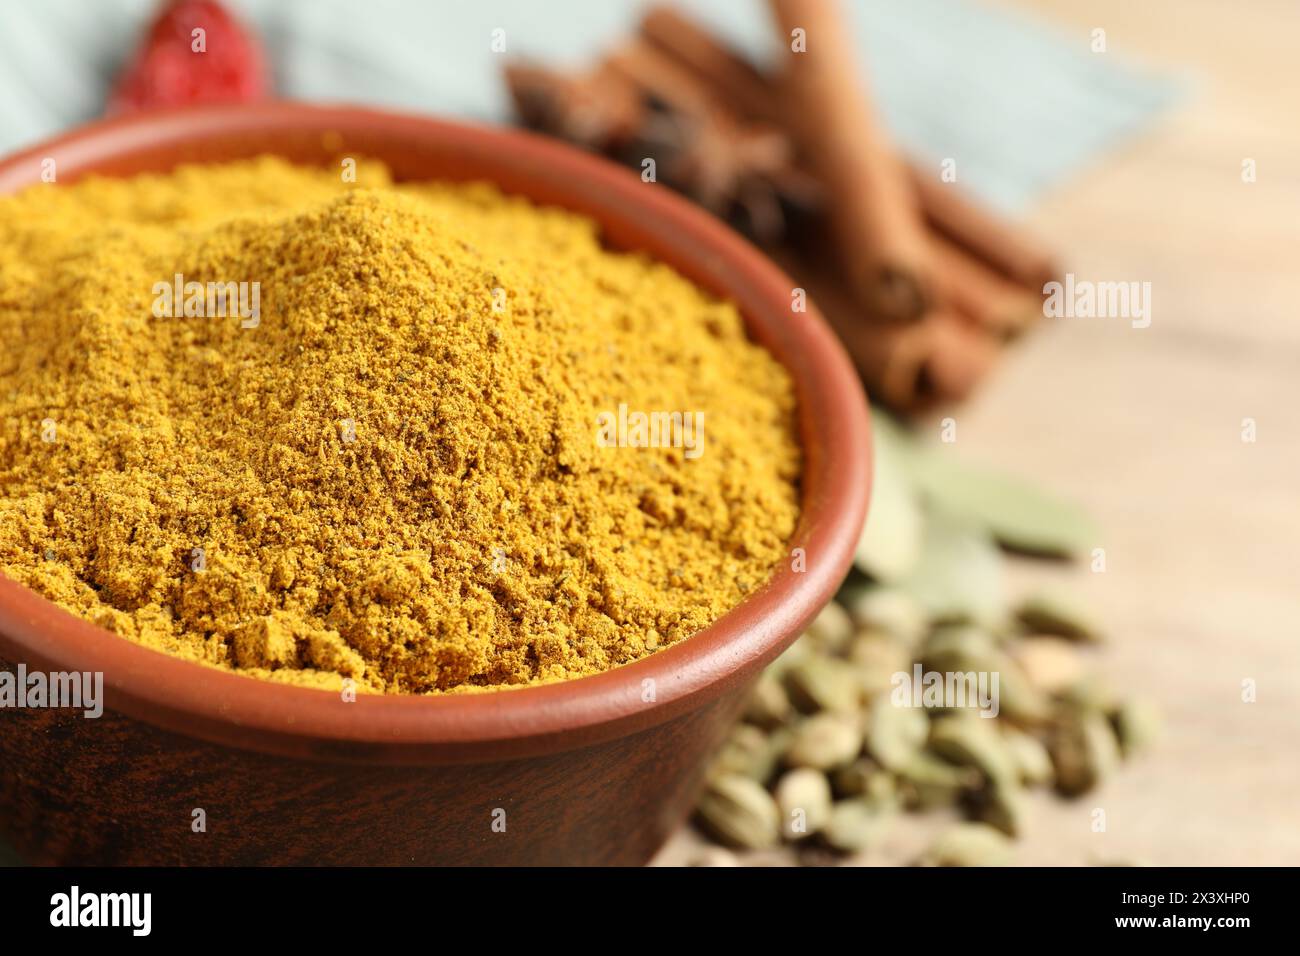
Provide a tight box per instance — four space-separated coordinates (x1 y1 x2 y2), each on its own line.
0 103 871 866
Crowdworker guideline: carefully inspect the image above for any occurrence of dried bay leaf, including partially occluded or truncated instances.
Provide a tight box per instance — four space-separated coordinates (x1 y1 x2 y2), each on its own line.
854 417 924 582
899 515 1005 625
910 449 1098 558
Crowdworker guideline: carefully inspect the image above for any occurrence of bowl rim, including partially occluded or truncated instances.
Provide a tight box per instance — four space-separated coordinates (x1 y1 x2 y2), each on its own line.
0 102 871 765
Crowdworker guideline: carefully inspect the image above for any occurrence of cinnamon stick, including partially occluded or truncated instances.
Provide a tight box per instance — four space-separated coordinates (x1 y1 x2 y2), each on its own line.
638 4 1058 296
504 60 644 151
920 311 1002 402
768 0 933 324
603 39 722 121
502 9 1043 409
930 233 1042 338
774 246 997 410
602 41 817 238
907 161 1059 291
639 6 784 125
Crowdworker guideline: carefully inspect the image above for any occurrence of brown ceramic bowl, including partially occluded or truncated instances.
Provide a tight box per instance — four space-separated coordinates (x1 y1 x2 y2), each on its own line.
0 103 871 866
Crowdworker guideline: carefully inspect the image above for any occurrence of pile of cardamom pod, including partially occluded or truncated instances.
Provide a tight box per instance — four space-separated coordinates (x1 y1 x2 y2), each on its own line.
687 416 1159 866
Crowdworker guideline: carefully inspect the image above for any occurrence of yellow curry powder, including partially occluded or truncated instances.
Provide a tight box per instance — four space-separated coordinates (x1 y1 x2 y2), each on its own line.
0 157 800 693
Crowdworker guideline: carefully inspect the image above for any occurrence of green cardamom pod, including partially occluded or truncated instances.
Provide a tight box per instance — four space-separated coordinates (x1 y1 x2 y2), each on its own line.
918 822 1014 867
865 693 930 771
695 774 781 850
774 768 833 841
1001 725 1055 786
1049 711 1121 796
929 714 1019 790
1016 590 1103 643
821 797 895 854
708 723 772 782
895 751 978 809
1110 698 1161 758
784 657 861 714
743 674 793 729
975 781 1028 837
842 586 928 648
785 713 863 771
802 601 855 653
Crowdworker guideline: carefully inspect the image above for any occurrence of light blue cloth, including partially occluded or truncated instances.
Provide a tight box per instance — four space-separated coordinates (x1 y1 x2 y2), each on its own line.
0 0 1179 213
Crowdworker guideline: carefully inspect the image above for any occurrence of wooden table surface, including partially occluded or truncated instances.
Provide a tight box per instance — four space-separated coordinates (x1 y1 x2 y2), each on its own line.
658 0 1300 866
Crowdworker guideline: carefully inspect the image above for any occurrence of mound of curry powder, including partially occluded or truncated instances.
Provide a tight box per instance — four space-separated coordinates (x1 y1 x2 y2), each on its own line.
0 157 800 693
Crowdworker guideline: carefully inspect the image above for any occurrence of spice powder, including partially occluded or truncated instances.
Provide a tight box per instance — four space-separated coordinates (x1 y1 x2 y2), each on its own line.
0 157 801 693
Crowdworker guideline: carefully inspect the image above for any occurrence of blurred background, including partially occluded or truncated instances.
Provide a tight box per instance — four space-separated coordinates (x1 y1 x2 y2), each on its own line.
0 0 1180 213
2 0 1297 865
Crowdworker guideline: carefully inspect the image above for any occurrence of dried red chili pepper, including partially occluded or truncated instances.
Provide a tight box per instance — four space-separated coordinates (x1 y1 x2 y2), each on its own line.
108 0 269 114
